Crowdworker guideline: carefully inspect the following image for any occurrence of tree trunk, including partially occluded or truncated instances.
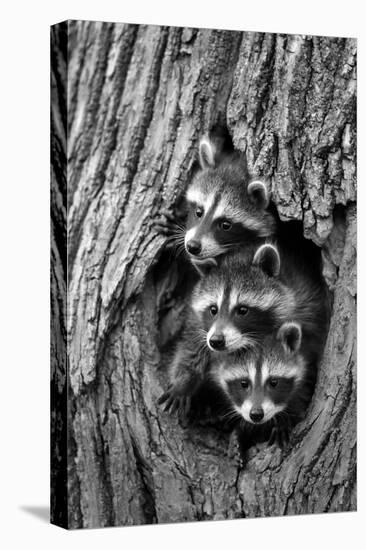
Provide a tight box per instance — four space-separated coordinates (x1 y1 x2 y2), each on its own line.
51 20 356 528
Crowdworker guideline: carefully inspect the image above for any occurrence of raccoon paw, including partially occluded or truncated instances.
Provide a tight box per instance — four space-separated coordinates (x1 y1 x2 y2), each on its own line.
157 386 192 423
228 432 244 468
153 208 183 237
268 423 291 449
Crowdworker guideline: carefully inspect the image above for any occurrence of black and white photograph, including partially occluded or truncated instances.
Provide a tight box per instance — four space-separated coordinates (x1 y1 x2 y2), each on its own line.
50 18 356 529
1 0 364 546
51 20 357 529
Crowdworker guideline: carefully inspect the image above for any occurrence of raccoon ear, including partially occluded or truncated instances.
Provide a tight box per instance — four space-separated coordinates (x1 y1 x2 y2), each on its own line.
252 244 280 277
278 322 302 354
248 180 270 209
192 258 217 277
199 137 216 169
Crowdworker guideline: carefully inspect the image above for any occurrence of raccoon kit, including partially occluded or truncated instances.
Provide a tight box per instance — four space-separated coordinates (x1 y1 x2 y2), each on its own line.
211 321 315 454
193 242 329 358
155 134 276 272
158 133 329 459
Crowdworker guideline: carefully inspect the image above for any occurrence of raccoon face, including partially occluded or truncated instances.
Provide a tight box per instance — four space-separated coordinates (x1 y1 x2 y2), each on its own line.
214 323 304 424
192 245 293 353
184 137 274 263
203 289 280 352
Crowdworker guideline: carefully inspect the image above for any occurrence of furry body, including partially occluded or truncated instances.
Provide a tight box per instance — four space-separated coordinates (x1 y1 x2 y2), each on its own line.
154 134 276 271
184 152 276 266
211 322 317 456
193 243 329 359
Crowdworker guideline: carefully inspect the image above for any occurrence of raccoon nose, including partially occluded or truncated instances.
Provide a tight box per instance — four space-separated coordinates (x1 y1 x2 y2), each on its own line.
187 240 201 255
250 407 264 423
209 334 225 350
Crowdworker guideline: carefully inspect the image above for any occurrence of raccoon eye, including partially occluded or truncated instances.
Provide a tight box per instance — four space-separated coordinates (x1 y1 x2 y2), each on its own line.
196 207 203 218
269 378 278 388
220 220 232 231
237 305 249 316
240 379 249 389
209 305 218 316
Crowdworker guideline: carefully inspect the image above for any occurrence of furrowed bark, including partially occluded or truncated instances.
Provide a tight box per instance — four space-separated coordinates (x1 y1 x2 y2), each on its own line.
51 21 356 528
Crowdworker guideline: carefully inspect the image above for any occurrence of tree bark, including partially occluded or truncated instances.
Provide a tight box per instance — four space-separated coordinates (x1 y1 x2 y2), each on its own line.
51 20 356 528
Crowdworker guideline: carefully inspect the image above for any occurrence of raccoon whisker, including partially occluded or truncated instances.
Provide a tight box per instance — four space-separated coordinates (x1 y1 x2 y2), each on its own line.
220 242 243 250
175 222 186 231
169 237 186 248
174 244 186 256
163 236 178 244
164 235 184 246
191 329 207 340
174 242 186 253
175 245 188 260
229 335 257 349
190 332 204 341
171 238 185 248
244 333 265 345
222 409 240 422
220 243 239 249
193 329 208 341
190 337 207 349
189 336 203 347
167 230 185 239
166 227 185 235
240 331 260 337
174 235 186 243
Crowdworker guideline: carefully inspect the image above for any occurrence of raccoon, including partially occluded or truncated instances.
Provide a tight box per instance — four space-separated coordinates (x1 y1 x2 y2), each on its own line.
154 134 277 270
193 243 329 362
211 321 315 454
